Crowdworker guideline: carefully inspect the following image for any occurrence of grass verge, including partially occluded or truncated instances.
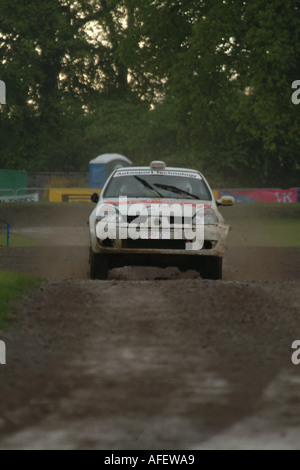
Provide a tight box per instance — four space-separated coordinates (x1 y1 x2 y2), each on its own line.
222 203 300 247
0 233 37 247
0 271 41 329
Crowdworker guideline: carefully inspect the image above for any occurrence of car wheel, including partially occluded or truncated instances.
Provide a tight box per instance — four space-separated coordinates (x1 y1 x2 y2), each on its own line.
90 250 109 280
201 256 222 280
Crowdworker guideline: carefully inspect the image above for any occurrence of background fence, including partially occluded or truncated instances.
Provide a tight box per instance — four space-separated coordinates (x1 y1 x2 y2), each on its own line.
0 188 97 203
0 187 299 203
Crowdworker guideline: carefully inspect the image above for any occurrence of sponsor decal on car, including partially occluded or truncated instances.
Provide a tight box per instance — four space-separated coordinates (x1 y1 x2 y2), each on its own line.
95 196 205 250
114 169 202 179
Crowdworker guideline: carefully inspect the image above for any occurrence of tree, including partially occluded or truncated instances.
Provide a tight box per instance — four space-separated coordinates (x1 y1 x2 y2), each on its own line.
0 0 95 170
1 0 299 186
84 95 186 167
122 0 300 186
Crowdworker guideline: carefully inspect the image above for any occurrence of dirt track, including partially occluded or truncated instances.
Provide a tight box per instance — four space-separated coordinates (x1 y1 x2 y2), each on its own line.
0 203 300 449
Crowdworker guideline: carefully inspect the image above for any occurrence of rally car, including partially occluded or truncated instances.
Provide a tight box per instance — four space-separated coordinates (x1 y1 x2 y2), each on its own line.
89 161 234 280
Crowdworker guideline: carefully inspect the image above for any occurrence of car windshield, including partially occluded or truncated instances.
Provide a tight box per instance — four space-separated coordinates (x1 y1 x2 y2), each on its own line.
103 172 212 200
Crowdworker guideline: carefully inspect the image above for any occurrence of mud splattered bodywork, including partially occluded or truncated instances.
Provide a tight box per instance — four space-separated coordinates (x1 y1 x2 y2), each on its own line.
89 162 234 279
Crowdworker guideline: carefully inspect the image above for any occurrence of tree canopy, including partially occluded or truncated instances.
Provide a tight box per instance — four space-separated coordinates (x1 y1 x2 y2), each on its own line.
0 0 299 187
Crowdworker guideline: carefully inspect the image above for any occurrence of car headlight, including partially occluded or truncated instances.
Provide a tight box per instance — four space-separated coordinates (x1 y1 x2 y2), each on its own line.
95 205 120 223
96 213 119 223
193 209 217 225
204 209 217 224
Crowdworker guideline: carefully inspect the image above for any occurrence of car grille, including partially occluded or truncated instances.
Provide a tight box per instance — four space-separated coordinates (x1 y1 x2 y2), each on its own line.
125 215 184 225
122 239 187 250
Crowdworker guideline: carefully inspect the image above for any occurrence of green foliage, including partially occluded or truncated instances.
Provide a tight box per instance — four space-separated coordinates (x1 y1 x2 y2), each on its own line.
0 0 299 186
84 96 187 166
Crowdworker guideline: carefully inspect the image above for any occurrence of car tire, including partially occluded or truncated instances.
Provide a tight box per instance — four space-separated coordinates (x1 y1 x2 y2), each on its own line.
90 250 109 280
201 256 222 280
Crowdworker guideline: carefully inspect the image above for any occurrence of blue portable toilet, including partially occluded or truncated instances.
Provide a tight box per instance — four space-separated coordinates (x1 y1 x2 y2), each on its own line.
89 153 132 189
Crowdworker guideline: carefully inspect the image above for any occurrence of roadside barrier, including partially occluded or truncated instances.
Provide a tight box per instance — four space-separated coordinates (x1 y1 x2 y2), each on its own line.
216 188 299 203
0 187 299 203
0 220 10 247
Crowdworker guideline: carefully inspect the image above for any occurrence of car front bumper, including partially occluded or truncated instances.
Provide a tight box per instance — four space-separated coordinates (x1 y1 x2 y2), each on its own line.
91 223 230 258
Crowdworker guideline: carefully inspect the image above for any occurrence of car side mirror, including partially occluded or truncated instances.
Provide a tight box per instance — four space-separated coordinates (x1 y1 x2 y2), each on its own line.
91 192 99 204
217 195 235 206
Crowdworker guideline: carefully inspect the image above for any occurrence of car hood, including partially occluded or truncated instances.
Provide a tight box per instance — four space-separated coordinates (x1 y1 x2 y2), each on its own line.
100 197 212 216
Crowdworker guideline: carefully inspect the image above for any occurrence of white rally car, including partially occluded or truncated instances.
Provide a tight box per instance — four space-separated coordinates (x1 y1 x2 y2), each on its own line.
89 161 234 280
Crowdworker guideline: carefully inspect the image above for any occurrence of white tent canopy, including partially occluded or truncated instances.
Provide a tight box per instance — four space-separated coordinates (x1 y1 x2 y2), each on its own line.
89 153 132 165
